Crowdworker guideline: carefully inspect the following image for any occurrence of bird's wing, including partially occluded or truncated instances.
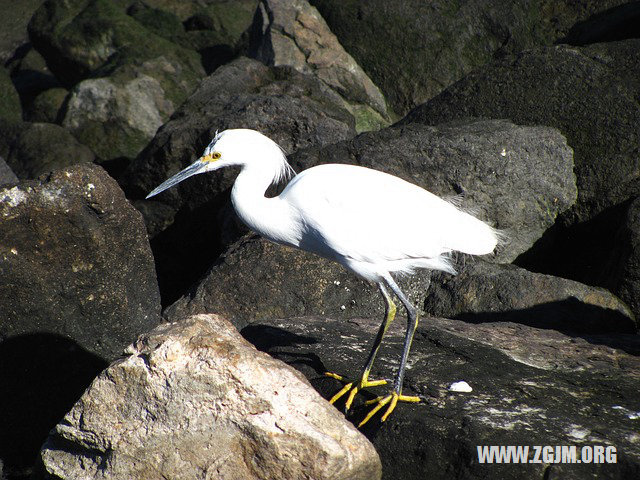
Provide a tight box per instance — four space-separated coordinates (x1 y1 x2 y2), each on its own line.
280 164 496 264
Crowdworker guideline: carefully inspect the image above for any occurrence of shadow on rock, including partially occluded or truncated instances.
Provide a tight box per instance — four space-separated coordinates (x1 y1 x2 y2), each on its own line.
0 334 106 479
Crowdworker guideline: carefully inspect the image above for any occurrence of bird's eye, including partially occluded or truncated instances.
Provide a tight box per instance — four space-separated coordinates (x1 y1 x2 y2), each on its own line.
211 152 221 159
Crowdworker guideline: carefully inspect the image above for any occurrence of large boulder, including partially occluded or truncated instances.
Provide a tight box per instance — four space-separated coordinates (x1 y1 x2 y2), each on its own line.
0 163 160 478
40 314 382 480
291 119 577 263
0 163 161 359
244 315 640 479
309 0 630 114
249 0 391 131
123 56 357 304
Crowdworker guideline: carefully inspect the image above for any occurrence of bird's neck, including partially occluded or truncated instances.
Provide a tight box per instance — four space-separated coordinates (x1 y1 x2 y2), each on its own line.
231 166 299 247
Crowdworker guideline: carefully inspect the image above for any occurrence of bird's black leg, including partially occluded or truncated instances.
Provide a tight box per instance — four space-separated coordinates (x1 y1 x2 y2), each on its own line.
327 283 395 409
359 274 420 426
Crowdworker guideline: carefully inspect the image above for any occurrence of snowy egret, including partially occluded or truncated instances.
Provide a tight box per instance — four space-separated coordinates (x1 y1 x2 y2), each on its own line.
147 129 498 426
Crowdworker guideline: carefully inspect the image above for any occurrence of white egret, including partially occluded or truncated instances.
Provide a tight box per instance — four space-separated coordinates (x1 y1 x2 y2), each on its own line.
147 128 498 426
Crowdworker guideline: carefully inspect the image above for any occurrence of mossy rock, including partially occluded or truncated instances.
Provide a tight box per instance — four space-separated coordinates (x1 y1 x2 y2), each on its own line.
25 87 68 123
0 66 22 122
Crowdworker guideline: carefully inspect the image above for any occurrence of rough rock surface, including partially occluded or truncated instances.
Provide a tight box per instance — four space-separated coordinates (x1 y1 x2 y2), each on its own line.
244 315 640 480
403 41 640 227
249 0 390 131
0 66 22 122
40 314 382 480
310 0 631 114
0 157 18 187
62 73 174 161
424 260 636 334
0 163 161 359
291 119 577 263
2 122 94 179
123 56 356 304
0 0 44 64
166 235 635 336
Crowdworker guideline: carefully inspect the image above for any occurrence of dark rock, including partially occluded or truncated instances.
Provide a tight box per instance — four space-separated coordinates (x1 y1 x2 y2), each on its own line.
243 315 640 479
0 157 18 187
0 66 21 122
602 197 640 320
123 56 356 304
28 0 204 90
127 2 185 39
24 87 68 124
0 0 44 64
309 0 630 115
402 41 640 289
39 314 381 480
424 260 636 334
7 46 61 108
2 122 94 180
562 2 640 45
403 41 640 227
0 163 161 359
291 119 577 263
248 0 391 131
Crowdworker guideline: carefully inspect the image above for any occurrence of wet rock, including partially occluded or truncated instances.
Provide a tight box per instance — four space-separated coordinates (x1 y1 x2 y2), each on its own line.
0 163 161 359
310 0 631 114
0 66 21 122
424 260 636 334
291 119 577 263
2 122 94 180
123 56 356 304
40 314 382 480
243 315 640 480
249 0 390 131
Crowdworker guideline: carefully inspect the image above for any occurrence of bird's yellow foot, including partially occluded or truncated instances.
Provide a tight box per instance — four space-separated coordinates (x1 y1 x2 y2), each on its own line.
325 372 387 411
358 391 421 427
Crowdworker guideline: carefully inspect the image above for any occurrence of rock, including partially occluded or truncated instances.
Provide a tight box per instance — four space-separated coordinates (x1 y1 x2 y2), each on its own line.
291 119 577 263
602 197 640 320
24 87 68 124
309 0 631 114
3 122 94 179
0 163 161 359
0 0 44 64
0 66 21 122
0 157 18 187
249 0 391 131
8 46 60 108
62 73 174 162
243 315 640 479
403 41 640 228
424 260 636 334
40 314 382 480
28 0 204 90
164 236 421 328
122 56 356 304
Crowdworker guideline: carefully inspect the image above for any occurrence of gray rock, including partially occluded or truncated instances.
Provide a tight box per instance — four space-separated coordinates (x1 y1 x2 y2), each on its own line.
0 163 161 359
40 314 382 480
291 119 577 263
0 157 18 187
3 122 94 180
0 0 44 64
424 260 636 334
244 315 640 479
310 0 631 114
62 73 174 161
249 0 391 131
123 56 356 303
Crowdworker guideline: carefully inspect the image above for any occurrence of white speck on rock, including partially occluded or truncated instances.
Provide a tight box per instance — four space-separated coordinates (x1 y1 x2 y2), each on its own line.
340 305 346 310
10 248 18 255
1 187 27 208
567 425 590 440
449 380 472 393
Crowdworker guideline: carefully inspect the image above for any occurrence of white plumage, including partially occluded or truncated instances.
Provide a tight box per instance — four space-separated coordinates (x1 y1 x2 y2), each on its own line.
147 128 498 425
